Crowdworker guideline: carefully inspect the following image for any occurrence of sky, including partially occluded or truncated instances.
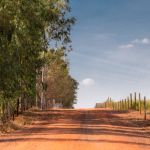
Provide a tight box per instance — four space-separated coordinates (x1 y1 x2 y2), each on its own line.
66 0 150 108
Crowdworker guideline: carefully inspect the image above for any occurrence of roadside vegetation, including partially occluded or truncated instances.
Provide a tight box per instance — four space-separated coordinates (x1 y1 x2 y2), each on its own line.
0 0 78 128
95 99 150 112
0 108 32 134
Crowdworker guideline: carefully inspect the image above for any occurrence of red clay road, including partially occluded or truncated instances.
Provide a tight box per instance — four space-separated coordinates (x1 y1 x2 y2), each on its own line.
0 108 150 150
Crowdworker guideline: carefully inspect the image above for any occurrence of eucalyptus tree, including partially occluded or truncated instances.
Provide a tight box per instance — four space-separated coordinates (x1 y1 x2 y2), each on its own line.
0 0 53 111
39 0 76 109
0 0 21 111
42 47 78 108
0 0 76 113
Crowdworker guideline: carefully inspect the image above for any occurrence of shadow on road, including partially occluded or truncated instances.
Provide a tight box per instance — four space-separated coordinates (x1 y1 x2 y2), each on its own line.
0 109 150 148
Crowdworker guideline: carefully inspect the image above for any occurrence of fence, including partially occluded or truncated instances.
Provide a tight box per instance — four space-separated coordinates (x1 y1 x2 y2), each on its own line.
95 92 149 120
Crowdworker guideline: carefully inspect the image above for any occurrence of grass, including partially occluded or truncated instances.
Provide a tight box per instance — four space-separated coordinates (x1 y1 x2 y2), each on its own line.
125 99 150 111
29 106 42 111
0 123 19 133
0 109 34 134
95 99 150 111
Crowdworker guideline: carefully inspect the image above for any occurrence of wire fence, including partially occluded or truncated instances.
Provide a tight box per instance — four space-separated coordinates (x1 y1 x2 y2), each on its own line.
95 92 149 120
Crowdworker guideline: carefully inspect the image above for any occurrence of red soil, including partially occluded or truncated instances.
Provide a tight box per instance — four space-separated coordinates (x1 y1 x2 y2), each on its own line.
0 108 150 150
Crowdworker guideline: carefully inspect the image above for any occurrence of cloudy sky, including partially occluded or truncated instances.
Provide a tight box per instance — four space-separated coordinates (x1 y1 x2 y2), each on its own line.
66 0 150 108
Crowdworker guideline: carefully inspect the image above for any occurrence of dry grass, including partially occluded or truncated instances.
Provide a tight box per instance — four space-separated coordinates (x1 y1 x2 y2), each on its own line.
52 107 62 110
0 123 20 134
0 106 55 135
0 109 34 135
30 106 42 111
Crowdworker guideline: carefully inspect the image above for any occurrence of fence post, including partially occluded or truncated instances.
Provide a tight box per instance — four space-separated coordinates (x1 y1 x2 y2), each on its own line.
144 96 146 120
3 102 4 125
134 92 136 110
125 99 126 110
122 99 123 110
23 96 25 111
127 96 129 110
118 102 119 110
8 101 10 123
21 96 23 114
17 98 19 117
13 106 14 121
120 100 121 110
29 96 31 109
139 93 141 114
113 102 114 111
108 97 109 107
110 98 111 109
130 93 132 109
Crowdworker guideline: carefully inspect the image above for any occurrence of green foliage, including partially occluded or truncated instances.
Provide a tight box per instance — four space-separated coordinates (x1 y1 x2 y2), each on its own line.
43 47 78 108
95 99 150 111
0 0 77 111
130 100 150 110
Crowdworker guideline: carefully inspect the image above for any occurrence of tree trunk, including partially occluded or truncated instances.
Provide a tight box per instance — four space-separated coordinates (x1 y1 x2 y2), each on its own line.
41 50 45 110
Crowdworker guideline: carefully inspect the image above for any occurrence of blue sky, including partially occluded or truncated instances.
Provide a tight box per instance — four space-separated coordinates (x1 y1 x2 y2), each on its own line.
66 0 150 108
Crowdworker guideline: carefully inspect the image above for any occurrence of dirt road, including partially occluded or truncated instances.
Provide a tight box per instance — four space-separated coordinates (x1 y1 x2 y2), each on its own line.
0 108 150 150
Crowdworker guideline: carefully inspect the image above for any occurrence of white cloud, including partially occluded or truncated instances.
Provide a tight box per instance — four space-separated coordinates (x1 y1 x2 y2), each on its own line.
119 44 133 49
118 45 125 49
142 38 149 43
126 44 133 48
131 39 140 43
132 38 149 44
81 78 94 85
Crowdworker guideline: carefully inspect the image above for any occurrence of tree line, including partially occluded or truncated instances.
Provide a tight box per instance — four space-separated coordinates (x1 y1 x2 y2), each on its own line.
0 0 78 123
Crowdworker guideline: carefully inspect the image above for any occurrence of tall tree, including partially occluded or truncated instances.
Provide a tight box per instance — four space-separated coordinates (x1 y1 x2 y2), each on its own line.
42 47 78 108
39 0 76 109
0 0 76 112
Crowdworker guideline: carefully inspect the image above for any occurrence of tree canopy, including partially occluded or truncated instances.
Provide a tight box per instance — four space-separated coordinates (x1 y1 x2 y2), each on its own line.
0 0 78 110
